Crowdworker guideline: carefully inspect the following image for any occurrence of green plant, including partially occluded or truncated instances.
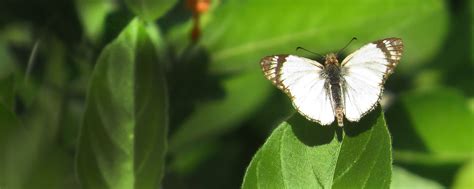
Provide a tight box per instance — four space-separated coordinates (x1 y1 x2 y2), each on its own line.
0 0 472 188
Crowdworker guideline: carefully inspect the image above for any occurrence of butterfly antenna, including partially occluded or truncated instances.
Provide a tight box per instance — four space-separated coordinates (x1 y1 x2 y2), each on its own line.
337 37 357 56
296 47 324 58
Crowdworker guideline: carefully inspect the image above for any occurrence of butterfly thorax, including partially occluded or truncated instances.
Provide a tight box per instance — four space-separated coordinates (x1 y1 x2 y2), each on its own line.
324 53 339 66
323 53 345 126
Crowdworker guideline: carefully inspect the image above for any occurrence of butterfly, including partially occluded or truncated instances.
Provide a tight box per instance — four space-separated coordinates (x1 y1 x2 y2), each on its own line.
260 38 404 126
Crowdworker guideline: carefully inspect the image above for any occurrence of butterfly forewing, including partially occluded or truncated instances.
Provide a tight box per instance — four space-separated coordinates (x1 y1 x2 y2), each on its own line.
341 38 404 121
261 55 335 125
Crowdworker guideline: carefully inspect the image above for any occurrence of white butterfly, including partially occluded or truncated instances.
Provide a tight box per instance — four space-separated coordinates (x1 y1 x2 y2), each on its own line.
261 38 403 126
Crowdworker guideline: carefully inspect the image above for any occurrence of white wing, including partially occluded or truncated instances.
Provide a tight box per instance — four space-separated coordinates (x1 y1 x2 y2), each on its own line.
341 38 403 121
261 55 335 125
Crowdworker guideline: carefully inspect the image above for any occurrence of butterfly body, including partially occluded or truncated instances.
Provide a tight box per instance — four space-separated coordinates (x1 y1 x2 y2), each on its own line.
260 38 403 127
323 53 345 126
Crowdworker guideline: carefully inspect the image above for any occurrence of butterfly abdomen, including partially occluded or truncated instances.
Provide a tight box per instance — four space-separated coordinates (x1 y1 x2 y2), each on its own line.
330 83 344 127
335 108 344 127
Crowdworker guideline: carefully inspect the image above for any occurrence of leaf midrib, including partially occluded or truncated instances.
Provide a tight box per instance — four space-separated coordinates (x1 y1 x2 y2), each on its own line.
333 126 375 183
279 126 290 189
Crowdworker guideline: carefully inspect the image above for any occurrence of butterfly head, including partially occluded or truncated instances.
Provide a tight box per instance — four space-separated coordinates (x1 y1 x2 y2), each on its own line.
324 53 339 66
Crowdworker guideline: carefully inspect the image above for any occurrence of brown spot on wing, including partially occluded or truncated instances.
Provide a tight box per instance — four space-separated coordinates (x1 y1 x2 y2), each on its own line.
260 55 289 88
373 38 404 80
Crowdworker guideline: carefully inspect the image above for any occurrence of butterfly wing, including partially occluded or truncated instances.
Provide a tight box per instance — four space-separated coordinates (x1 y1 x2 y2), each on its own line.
341 38 403 121
261 55 335 125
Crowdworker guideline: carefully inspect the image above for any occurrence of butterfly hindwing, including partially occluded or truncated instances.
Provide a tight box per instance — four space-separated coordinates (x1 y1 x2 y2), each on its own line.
341 38 403 121
261 55 335 125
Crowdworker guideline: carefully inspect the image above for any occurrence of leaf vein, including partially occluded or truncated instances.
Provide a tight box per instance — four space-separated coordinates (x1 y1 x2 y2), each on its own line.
334 126 375 182
361 136 384 188
279 126 289 189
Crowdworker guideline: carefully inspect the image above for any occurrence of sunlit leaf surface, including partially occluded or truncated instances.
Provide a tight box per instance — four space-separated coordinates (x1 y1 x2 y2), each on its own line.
242 106 391 189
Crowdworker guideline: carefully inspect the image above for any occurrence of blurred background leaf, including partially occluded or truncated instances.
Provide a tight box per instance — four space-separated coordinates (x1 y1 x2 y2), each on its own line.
124 0 178 21
386 87 474 187
0 98 76 189
76 19 168 189
390 87 473 162
453 160 474 189
75 0 114 42
391 166 443 189
198 0 447 73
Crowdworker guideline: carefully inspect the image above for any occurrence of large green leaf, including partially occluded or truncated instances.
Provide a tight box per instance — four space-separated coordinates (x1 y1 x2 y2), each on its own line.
392 88 474 164
76 19 168 189
124 0 178 21
242 106 392 189
201 0 447 73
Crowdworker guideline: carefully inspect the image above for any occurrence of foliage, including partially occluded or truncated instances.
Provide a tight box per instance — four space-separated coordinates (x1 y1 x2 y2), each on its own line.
242 107 392 189
0 0 472 188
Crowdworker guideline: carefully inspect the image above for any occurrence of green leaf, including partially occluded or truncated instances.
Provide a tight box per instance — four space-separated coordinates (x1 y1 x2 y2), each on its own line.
201 0 447 73
395 88 474 161
242 106 392 189
76 18 168 189
124 0 178 21
75 0 113 41
0 104 78 189
169 70 272 153
391 166 443 189
453 160 474 189
0 37 80 189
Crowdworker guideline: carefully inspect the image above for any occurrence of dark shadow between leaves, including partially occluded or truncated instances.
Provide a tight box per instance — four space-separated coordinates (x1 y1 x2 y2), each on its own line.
385 99 429 152
289 113 338 147
167 45 227 132
343 105 381 137
157 0 192 33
